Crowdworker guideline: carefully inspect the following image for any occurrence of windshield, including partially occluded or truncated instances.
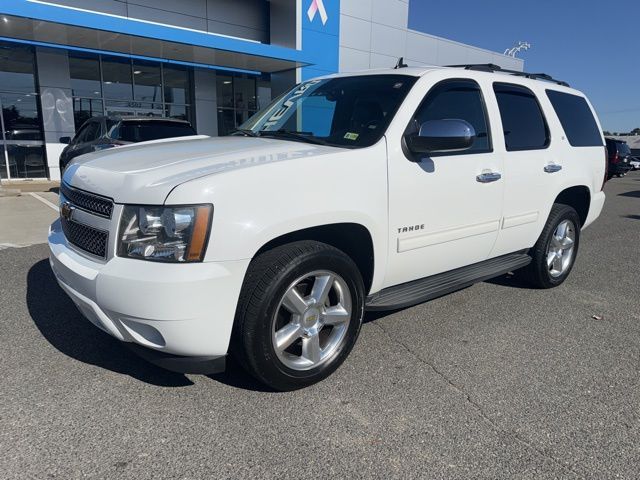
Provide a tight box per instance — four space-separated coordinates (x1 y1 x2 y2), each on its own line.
239 75 417 148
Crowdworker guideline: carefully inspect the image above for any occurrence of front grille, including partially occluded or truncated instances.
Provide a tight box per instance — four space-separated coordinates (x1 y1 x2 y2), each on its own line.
61 183 114 218
61 217 109 259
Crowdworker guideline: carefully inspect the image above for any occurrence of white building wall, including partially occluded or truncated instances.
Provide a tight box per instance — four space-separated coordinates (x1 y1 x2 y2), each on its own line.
339 0 524 72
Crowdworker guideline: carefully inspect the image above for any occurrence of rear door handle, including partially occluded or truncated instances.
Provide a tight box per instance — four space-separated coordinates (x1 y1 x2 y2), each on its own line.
476 171 502 183
544 164 562 173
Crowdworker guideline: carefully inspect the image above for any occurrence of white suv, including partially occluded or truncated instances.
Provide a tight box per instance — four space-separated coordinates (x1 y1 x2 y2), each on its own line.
49 64 607 390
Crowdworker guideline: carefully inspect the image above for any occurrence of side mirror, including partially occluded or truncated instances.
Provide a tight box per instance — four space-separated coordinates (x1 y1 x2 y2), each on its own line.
59 136 71 145
406 119 476 155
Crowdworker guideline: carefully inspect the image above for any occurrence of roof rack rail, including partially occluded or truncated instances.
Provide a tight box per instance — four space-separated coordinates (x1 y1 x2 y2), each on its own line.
446 64 570 87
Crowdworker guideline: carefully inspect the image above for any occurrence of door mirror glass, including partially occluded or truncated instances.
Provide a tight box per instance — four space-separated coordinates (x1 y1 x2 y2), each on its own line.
59 136 71 144
406 119 476 154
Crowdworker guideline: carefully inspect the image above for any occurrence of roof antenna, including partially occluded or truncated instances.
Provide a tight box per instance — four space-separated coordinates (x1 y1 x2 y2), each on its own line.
394 57 408 69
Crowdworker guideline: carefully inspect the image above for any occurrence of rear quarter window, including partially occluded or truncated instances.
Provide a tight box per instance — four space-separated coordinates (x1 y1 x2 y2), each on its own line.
546 90 603 147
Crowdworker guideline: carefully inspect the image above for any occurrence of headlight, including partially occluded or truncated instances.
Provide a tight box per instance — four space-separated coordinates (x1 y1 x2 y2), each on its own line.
118 204 212 262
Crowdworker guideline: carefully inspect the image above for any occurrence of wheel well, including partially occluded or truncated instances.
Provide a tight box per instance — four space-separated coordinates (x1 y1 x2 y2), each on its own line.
255 223 375 293
554 186 590 226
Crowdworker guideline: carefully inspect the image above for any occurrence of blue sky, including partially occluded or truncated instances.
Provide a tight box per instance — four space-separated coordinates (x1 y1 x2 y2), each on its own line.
408 0 640 133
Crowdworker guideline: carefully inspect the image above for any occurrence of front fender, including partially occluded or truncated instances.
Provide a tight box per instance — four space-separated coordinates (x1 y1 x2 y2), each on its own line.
165 141 390 293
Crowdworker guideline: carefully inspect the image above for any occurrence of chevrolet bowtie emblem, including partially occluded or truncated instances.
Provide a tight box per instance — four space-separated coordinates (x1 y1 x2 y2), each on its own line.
307 0 328 25
60 201 75 221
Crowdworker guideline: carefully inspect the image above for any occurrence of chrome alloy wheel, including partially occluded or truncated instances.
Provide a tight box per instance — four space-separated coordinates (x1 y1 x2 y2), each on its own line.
272 270 352 371
546 219 576 278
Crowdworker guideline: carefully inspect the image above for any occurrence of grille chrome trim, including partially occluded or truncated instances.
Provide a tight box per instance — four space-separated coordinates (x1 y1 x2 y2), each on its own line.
60 182 114 218
61 216 109 259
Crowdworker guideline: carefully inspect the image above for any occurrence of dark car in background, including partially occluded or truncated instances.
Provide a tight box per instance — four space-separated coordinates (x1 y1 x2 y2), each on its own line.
59 116 198 174
605 138 633 179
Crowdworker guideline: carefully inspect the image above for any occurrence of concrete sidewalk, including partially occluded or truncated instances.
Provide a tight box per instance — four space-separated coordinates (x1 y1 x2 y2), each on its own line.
0 191 59 249
0 180 60 196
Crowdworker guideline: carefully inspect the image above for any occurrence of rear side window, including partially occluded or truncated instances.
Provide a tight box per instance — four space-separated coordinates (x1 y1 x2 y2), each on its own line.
546 90 603 147
618 142 631 155
412 79 492 154
493 83 549 151
114 122 197 143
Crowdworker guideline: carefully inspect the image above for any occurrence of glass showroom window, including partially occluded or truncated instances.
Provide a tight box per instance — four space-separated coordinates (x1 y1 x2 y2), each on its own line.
70 53 103 129
0 41 47 179
69 53 193 129
162 65 191 121
216 74 258 136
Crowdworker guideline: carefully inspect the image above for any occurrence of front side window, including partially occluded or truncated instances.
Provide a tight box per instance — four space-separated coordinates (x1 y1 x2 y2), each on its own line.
546 90 602 147
240 75 417 148
410 79 492 154
493 83 549 151
75 121 101 144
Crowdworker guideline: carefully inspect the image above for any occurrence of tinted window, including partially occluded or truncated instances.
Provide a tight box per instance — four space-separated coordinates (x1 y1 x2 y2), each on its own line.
412 79 491 153
494 83 549 151
618 143 631 155
546 90 602 147
76 121 101 143
113 121 196 142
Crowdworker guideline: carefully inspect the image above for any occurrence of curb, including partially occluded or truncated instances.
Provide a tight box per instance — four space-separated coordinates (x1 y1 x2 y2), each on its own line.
0 187 21 197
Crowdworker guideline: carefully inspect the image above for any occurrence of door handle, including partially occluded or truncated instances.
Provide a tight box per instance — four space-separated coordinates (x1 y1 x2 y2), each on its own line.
476 171 502 183
544 164 563 173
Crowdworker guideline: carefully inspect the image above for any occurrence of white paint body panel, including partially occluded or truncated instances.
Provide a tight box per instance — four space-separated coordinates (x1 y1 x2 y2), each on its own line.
49 66 606 359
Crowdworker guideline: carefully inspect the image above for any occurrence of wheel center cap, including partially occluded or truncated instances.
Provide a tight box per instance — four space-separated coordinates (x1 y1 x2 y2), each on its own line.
302 307 321 328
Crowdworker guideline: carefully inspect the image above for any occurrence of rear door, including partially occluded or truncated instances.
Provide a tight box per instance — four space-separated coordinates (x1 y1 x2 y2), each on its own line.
489 83 558 257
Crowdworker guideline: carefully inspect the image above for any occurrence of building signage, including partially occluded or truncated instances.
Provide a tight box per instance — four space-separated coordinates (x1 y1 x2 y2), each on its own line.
307 0 328 25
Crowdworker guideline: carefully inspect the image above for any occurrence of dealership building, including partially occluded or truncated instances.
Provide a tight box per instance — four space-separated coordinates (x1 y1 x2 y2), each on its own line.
0 0 523 181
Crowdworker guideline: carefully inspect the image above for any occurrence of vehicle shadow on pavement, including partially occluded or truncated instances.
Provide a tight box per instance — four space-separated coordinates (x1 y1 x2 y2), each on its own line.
484 272 532 289
26 259 194 388
618 190 640 198
208 360 276 393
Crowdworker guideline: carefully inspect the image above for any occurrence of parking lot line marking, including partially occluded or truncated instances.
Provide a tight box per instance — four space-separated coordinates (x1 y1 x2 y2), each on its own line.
29 192 59 212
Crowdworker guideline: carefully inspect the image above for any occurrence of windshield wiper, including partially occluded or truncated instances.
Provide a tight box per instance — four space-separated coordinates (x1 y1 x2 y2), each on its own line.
229 128 260 137
259 129 329 145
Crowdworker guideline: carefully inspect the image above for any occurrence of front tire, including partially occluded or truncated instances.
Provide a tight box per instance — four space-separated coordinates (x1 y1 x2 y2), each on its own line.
232 241 365 391
523 204 580 289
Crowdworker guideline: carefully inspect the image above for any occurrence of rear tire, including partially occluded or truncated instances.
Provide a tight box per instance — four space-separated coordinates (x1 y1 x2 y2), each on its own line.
523 204 581 289
232 241 365 391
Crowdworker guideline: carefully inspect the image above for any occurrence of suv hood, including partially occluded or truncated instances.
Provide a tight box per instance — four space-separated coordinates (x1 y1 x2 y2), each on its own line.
64 136 337 204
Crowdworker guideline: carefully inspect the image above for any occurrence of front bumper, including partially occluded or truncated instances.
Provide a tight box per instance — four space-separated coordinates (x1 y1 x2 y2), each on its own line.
48 219 250 363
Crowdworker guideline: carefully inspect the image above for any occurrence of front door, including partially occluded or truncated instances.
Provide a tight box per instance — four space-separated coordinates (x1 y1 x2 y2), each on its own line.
385 78 504 287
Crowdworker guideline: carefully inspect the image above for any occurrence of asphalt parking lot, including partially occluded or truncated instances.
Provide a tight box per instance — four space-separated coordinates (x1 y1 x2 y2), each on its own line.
1 173 639 479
